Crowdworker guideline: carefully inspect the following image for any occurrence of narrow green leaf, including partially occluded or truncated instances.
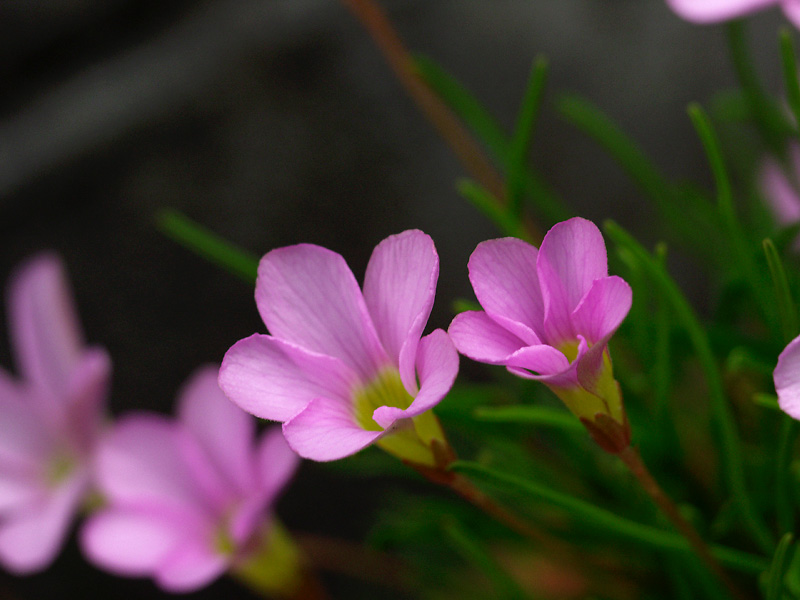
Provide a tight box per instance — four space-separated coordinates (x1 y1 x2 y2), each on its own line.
415 54 570 224
604 220 775 554
726 20 789 152
472 405 583 432
557 94 670 209
752 393 780 411
155 208 259 284
442 519 528 600
458 180 528 239
451 460 769 574
779 29 800 137
507 56 548 218
763 238 799 343
767 533 795 600
777 419 799 535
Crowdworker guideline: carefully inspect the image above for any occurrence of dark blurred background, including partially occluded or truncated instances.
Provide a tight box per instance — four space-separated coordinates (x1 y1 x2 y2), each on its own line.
0 0 788 598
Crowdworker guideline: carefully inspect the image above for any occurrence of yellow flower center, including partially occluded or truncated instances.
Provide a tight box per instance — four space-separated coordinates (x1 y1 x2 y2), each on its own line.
352 368 447 467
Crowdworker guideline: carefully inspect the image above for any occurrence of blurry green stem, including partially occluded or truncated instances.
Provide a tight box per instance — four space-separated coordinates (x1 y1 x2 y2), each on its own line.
726 20 786 152
617 446 747 600
777 419 798 534
339 0 541 244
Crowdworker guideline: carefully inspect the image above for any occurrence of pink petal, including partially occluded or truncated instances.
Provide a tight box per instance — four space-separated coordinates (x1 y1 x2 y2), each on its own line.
760 151 800 226
373 329 458 428
0 474 42 515
784 0 800 27
80 507 189 576
505 344 575 388
468 237 544 343
0 469 87 573
282 397 384 461
571 277 632 346
219 334 357 422
94 415 200 510
363 230 438 395
538 218 608 345
256 428 300 504
178 365 255 496
155 541 228 593
776 335 800 419
448 311 527 364
666 0 779 22
7 253 84 399
255 244 388 379
0 373 50 470
64 348 111 454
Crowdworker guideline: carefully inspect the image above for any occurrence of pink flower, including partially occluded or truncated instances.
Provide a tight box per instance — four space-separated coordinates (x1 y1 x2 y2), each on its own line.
0 254 110 573
774 336 800 419
665 0 800 26
448 218 632 451
219 230 459 465
760 143 800 234
80 366 300 593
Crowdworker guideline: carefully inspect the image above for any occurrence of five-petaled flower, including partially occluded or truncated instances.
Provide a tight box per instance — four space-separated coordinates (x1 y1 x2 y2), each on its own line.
0 254 111 573
219 230 459 466
665 0 800 27
448 217 632 452
81 366 301 593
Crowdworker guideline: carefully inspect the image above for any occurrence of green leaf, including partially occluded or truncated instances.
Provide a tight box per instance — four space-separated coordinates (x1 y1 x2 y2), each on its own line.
763 238 799 343
450 460 769 574
442 519 528 600
155 208 259 284
507 56 548 219
752 393 780 411
458 180 528 239
604 220 775 554
415 54 570 224
767 533 795 600
472 405 583 433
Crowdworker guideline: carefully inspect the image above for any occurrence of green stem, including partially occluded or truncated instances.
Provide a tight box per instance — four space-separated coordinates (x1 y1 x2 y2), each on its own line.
605 221 775 554
451 461 769 574
777 418 799 534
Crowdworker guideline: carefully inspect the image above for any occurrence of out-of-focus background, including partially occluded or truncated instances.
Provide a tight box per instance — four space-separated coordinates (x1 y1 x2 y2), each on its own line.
0 1 787 598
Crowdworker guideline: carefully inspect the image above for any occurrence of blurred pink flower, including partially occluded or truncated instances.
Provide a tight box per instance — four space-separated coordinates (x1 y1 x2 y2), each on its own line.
219 230 458 465
666 0 800 26
760 144 800 234
774 336 800 419
448 218 632 450
0 254 110 573
81 366 300 593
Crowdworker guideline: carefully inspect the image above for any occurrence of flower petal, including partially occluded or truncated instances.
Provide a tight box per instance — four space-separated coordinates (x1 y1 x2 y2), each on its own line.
363 230 438 395
80 507 190 576
0 469 86 573
178 365 255 496
7 253 84 398
94 415 200 509
537 217 608 344
155 541 228 593
666 0 779 22
775 335 800 420
784 0 800 28
571 276 632 346
0 372 50 470
219 334 357 423
505 344 575 388
760 150 800 226
255 244 387 379
64 347 111 454
448 311 527 365
468 237 544 343
373 329 458 428
282 397 384 461
256 428 300 504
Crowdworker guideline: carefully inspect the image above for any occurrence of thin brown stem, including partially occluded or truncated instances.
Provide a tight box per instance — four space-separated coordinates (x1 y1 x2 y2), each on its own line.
618 446 749 600
339 0 542 244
